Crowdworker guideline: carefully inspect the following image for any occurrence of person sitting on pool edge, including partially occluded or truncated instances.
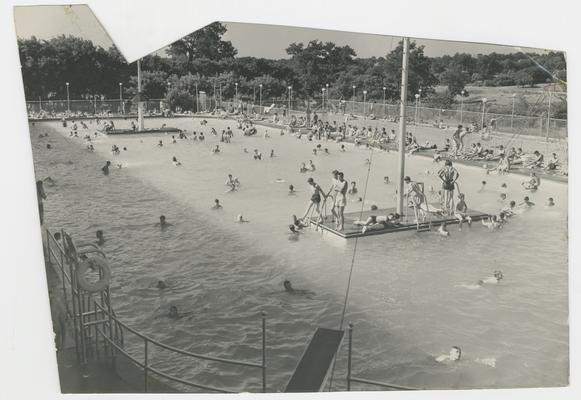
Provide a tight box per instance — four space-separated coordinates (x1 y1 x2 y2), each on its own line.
455 193 472 230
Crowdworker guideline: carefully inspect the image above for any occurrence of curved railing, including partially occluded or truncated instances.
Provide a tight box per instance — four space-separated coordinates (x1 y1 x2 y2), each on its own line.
45 227 266 393
94 303 267 393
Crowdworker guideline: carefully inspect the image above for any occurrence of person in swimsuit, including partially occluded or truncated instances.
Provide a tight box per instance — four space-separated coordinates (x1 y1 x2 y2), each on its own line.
546 197 555 207
302 178 326 222
211 199 222 209
454 193 472 230
96 230 105 246
283 280 315 297
451 125 462 157
522 172 540 191
436 346 462 363
437 160 459 215
102 161 111 176
333 172 349 230
404 176 427 223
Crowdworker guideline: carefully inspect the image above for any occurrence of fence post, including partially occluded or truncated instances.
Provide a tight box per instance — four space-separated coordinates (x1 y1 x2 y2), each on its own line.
144 339 149 392
347 322 353 391
261 311 267 393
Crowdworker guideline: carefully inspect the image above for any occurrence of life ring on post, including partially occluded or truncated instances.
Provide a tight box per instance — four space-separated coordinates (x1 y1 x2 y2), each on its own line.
76 256 111 292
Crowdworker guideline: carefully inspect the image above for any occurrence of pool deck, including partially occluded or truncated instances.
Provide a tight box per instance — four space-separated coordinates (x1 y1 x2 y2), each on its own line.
310 206 490 239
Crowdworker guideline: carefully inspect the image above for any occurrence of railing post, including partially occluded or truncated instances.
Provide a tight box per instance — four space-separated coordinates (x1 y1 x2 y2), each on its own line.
144 339 149 392
94 306 99 359
347 322 353 391
261 311 267 393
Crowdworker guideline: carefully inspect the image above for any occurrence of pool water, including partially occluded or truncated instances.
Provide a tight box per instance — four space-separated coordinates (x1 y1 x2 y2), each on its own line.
30 117 568 392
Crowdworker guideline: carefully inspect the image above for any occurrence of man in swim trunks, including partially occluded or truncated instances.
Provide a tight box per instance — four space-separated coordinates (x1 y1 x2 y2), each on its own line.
437 160 459 215
333 172 348 230
522 172 540 191
102 161 111 176
302 178 326 222
403 176 427 223
451 125 462 157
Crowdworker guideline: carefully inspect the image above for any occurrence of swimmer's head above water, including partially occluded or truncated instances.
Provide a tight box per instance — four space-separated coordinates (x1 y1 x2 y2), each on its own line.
169 306 178 318
283 280 293 291
449 346 461 361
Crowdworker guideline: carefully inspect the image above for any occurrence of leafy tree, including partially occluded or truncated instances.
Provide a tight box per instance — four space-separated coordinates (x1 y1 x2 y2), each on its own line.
513 70 534 87
166 22 237 64
439 66 470 96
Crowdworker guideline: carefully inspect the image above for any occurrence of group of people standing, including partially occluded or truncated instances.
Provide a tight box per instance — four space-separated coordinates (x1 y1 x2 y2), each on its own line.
301 170 349 231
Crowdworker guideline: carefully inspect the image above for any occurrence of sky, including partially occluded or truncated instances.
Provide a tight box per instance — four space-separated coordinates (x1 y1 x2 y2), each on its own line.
14 5 551 59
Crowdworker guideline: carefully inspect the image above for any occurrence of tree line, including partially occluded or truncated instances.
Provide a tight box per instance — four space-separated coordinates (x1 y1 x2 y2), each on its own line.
17 22 566 117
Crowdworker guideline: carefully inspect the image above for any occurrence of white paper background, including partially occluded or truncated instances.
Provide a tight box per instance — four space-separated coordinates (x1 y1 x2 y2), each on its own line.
0 0 578 399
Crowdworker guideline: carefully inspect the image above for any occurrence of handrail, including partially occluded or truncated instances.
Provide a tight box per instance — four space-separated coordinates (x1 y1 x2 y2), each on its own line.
94 302 263 368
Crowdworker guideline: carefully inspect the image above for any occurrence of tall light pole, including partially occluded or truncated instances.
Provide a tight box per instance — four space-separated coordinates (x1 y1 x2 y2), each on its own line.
119 82 123 114
352 85 356 114
235 82 238 102
460 89 465 124
382 86 387 119
481 98 487 131
418 88 422 122
253 86 256 104
322 87 326 112
137 59 144 130
414 93 420 124
325 83 329 111
546 90 552 142
363 90 367 119
287 86 292 115
65 82 70 112
511 93 516 129
259 84 263 114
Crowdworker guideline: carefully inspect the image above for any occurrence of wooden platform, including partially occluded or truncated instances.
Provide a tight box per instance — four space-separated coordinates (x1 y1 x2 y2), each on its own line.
103 127 182 135
285 328 344 392
310 206 489 239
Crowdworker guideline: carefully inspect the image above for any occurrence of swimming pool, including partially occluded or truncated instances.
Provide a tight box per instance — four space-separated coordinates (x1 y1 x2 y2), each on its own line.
30 117 568 392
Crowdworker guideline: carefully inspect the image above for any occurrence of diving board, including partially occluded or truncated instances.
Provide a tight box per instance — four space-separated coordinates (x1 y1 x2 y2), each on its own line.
285 328 344 392
311 207 489 239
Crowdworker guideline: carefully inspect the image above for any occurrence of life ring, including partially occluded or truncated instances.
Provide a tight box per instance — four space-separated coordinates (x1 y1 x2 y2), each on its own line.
77 256 111 292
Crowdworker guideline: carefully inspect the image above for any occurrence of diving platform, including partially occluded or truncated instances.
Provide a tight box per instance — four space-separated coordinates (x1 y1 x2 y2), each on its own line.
310 206 490 239
285 328 344 392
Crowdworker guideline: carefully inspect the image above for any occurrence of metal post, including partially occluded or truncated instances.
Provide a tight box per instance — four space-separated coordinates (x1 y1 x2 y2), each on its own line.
106 287 116 368
259 84 263 114
94 305 99 358
137 59 144 130
144 339 149 392
347 323 353 391
352 85 356 114
481 99 487 131
418 88 422 121
546 90 552 142
322 88 325 112
363 91 367 119
511 93 516 129
235 83 238 102
382 87 386 118
119 83 123 114
414 94 419 125
261 312 267 393
195 83 199 113
460 91 465 124
66 82 70 113
396 37 410 215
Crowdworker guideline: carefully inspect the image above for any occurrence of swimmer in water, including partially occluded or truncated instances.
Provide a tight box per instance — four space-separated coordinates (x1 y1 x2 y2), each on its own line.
212 145 220 154
291 214 308 230
522 172 540 191
519 196 535 208
157 140 163 147
283 280 315 296
478 180 487 192
438 222 450 237
47 144 52 149
236 214 249 223
212 199 222 209
288 185 296 195
96 230 105 246
156 280 167 289
436 346 462 363
43 176 56 187
481 215 501 230
340 144 346 152
348 181 358 195
157 215 172 228
169 306 179 318
270 149 275 158
546 197 555 207
498 193 507 203
172 156 182 166
478 270 503 286
102 161 111 176
384 176 390 184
